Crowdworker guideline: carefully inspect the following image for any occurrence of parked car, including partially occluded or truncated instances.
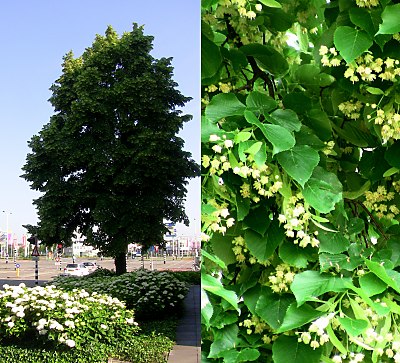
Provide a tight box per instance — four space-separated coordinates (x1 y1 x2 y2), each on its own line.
82 261 97 272
63 263 89 277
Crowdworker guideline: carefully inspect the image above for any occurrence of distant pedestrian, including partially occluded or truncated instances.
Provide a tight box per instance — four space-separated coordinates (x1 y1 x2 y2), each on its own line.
72 255 76 263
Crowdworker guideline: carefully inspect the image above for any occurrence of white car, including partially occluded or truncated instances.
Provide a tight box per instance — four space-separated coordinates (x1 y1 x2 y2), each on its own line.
82 261 97 272
63 263 90 277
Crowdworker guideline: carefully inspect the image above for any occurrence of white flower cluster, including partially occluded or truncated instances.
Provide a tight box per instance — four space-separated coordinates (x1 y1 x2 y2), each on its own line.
0 283 137 349
278 194 319 248
268 264 296 293
206 198 235 235
51 269 189 317
297 313 334 350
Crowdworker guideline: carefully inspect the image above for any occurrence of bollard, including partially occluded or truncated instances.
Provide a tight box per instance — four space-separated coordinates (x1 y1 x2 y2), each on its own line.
141 255 144 269
163 253 166 264
35 259 39 285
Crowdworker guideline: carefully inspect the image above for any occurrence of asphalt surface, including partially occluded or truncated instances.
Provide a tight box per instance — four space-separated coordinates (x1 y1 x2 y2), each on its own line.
0 256 196 286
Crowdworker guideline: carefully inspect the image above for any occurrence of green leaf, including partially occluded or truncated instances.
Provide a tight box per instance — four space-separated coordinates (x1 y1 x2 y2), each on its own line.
201 289 214 329
244 220 285 264
347 217 365 235
385 141 400 168
319 253 363 272
236 195 250 221
202 273 239 311
272 336 322 363
377 4 400 34
210 234 237 267
246 91 277 115
234 131 252 143
303 166 343 214
243 204 271 236
364 259 400 294
277 303 324 333
259 0 282 8
255 291 295 330
338 317 368 337
291 271 352 306
240 43 289 77
383 167 399 177
254 142 267 168
326 324 347 355
276 146 320 188
236 349 260 362
359 273 388 297
318 229 350 254
201 33 222 80
202 248 228 269
365 86 384 95
349 7 381 38
220 348 261 363
202 116 223 143
304 109 332 141
206 93 246 123
279 242 313 268
268 109 301 132
333 26 373 63
343 180 371 200
245 110 295 155
208 324 239 358
245 141 262 155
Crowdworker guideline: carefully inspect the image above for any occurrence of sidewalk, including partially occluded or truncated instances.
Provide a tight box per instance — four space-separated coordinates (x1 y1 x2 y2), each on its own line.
168 285 201 363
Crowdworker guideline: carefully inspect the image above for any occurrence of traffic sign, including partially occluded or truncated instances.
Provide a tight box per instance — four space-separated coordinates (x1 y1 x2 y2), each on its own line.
31 245 40 257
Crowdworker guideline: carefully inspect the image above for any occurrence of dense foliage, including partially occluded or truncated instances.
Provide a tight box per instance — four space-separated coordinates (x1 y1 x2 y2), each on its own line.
21 24 199 274
201 0 400 362
0 283 173 362
49 269 189 318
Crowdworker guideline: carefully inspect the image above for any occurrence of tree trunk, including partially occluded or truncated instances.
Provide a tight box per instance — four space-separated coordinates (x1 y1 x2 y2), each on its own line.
114 251 127 275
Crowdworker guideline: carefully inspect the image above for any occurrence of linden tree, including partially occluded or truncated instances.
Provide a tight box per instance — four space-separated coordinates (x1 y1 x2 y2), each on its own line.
202 0 400 362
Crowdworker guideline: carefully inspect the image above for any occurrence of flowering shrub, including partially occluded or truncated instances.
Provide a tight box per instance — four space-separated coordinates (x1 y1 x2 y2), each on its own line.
0 283 138 350
50 269 189 318
202 0 400 362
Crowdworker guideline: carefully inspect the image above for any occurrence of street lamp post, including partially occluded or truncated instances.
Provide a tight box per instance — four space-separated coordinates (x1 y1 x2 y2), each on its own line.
2 211 12 259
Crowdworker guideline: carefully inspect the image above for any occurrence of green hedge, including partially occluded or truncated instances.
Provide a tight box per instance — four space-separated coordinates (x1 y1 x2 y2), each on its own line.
0 334 173 363
170 270 200 285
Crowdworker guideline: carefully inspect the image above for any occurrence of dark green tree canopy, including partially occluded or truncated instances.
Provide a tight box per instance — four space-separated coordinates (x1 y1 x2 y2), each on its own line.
22 24 199 262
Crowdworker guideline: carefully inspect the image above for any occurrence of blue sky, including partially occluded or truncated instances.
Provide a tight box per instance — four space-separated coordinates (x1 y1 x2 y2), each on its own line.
0 1 200 242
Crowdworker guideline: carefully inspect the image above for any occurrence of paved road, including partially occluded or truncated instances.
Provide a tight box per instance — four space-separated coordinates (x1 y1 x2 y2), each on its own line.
0 256 196 286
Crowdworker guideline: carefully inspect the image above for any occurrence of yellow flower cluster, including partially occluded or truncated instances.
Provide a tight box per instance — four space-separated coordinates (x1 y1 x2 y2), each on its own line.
369 106 400 142
319 45 342 67
338 100 364 120
232 236 251 263
344 53 400 83
202 134 234 175
364 185 399 219
205 199 236 235
205 83 234 94
297 313 334 350
355 0 379 8
267 263 296 293
240 314 268 335
278 194 320 248
322 141 336 156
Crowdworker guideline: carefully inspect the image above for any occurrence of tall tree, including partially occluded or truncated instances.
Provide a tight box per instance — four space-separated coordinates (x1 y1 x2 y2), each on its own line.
22 24 199 274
